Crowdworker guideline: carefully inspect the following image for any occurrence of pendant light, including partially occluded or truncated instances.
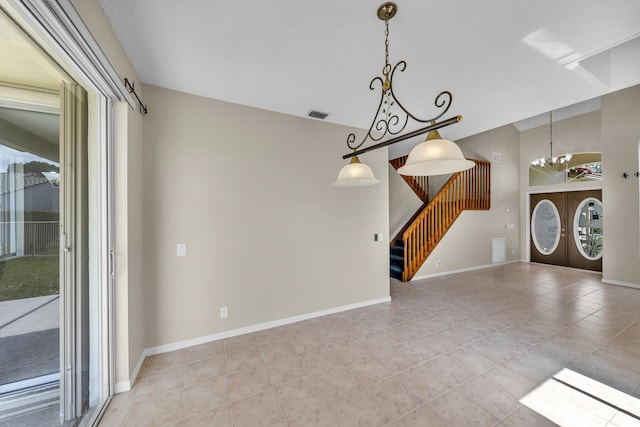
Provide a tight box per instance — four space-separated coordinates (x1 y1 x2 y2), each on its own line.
397 128 475 176
332 156 381 187
334 2 468 186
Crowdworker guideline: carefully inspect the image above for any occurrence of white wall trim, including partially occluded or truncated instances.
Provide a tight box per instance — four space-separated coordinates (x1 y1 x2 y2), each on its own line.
601 278 640 290
411 260 520 282
113 348 145 394
113 295 391 393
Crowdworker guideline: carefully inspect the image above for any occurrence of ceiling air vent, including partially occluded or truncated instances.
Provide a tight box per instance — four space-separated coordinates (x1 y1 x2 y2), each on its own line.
308 111 328 120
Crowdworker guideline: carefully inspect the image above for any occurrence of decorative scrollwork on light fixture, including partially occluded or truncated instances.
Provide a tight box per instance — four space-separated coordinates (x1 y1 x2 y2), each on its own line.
345 66 453 151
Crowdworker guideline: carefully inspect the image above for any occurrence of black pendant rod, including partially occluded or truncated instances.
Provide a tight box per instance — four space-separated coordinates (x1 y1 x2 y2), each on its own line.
342 115 462 160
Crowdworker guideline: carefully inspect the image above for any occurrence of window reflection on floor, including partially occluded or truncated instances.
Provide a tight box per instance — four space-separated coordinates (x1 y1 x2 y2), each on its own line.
521 368 640 426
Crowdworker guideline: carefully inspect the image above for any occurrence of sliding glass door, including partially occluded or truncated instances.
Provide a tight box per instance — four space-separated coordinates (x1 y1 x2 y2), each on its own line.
0 3 117 424
0 106 61 412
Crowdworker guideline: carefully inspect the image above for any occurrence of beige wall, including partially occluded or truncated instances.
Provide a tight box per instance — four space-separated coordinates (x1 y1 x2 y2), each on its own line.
388 164 422 239
602 85 640 285
408 124 521 278
142 85 390 347
71 0 145 385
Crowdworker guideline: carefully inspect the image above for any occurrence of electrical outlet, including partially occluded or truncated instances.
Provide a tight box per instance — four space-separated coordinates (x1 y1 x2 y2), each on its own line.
436 259 441 266
220 306 228 318
177 244 187 256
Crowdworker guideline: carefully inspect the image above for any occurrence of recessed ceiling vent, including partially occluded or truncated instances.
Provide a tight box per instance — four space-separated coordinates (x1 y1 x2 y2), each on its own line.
308 110 328 120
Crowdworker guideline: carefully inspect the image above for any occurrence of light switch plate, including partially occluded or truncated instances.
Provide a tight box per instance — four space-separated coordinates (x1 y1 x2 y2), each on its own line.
177 244 187 256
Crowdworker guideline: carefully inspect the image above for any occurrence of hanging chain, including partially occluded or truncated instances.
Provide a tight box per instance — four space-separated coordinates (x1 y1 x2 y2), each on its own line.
549 111 553 160
382 18 391 92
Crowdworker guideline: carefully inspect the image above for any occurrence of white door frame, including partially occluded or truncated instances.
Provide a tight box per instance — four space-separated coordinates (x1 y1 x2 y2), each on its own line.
1 0 134 424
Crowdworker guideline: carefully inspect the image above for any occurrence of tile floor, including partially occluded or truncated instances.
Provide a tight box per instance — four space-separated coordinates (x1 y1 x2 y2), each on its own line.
99 263 640 426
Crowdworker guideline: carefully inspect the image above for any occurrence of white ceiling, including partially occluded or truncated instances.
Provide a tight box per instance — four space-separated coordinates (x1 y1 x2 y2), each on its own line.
98 0 640 158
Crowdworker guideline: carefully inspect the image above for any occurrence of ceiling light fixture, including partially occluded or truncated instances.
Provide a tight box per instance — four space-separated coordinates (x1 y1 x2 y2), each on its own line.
530 111 572 167
333 2 473 187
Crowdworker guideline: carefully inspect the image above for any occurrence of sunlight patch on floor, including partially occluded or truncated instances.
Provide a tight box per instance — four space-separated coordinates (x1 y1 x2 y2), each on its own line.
521 368 640 426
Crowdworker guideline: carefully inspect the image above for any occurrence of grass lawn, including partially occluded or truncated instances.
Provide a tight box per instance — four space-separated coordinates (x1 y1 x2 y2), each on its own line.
0 256 59 302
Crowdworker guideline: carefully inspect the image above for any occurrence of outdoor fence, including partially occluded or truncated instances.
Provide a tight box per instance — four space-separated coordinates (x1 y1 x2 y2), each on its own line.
0 221 59 257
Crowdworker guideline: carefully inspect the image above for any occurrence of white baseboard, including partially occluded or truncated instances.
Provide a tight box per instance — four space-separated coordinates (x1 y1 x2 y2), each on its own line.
114 348 146 394
410 260 520 281
601 278 640 290
113 295 391 393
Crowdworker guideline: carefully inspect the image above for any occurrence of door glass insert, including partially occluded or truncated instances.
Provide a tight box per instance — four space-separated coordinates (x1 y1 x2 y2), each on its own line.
532 199 561 254
573 197 603 260
0 107 60 392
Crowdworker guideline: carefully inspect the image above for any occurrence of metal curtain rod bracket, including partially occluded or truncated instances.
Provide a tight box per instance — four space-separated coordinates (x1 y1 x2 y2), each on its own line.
342 115 462 159
124 78 148 114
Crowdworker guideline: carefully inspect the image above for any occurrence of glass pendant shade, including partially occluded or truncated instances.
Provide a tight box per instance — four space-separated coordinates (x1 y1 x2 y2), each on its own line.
397 130 475 176
332 156 381 187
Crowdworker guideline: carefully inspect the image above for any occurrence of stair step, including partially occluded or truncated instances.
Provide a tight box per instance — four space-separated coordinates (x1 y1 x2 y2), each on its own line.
390 264 403 280
394 238 404 247
390 246 404 256
390 254 404 265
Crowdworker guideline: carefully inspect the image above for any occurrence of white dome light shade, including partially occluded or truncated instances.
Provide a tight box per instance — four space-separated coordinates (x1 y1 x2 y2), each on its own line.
332 156 381 187
397 130 475 176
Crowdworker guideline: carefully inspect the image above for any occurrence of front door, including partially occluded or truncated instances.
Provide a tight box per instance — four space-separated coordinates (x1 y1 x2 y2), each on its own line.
530 190 602 271
531 192 567 266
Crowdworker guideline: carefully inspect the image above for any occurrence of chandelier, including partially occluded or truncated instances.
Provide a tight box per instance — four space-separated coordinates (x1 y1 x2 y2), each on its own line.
530 111 572 167
333 2 474 187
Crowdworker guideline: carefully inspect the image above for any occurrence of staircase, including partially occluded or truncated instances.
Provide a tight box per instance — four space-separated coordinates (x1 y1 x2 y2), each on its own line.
389 158 491 281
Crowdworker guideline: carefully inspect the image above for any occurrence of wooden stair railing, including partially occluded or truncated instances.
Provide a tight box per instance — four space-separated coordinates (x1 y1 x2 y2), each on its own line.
391 159 490 282
390 156 429 203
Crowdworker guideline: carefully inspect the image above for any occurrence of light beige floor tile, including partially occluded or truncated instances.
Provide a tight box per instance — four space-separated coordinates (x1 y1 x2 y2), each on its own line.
178 404 231 427
346 354 395 386
180 380 227 419
188 341 225 363
372 345 420 372
101 264 640 427
394 363 450 402
395 403 452 427
134 365 187 400
253 327 287 345
227 364 272 401
184 356 226 388
226 345 264 373
259 338 297 364
189 341 225 363
312 366 360 401
274 376 324 420
284 404 340 427
330 387 393 427
124 389 182 427
423 352 478 388
456 373 521 420
607 411 640 427
279 321 314 338
140 349 190 376
100 392 134 426
298 345 341 373
224 334 258 353
288 331 324 354
367 373 425 420
501 405 558 426
428 389 500 427
266 354 309 388
230 390 285 427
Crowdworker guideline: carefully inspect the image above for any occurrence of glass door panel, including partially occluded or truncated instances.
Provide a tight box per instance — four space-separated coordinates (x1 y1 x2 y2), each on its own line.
0 107 60 395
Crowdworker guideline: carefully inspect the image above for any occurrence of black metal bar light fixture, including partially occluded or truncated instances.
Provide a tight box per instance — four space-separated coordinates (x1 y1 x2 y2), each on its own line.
333 2 474 187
